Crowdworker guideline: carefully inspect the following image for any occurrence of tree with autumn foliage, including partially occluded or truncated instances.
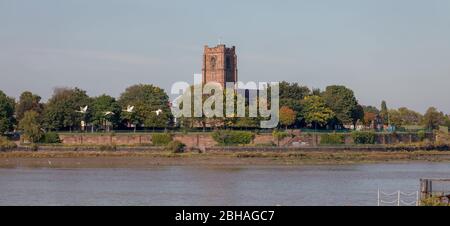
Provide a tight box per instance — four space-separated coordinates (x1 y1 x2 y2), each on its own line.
279 106 296 129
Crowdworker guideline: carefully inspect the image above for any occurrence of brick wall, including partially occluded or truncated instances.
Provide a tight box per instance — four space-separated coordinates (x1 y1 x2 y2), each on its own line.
58 132 435 147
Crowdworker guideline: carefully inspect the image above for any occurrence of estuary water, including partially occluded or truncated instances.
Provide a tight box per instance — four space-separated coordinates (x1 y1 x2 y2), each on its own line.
1 163 450 206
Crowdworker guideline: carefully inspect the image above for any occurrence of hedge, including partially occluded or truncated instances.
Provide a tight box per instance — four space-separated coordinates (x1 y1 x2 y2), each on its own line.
0 136 17 151
152 133 173 146
352 131 376 144
39 132 61 144
166 140 186 153
320 133 345 145
212 130 255 145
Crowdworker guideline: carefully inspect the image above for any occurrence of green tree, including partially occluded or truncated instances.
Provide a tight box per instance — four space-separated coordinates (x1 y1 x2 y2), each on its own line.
279 81 311 126
301 95 335 129
422 107 446 130
18 111 43 143
322 85 360 126
0 90 15 134
91 94 121 130
380 100 389 125
387 109 401 127
279 106 296 129
279 81 311 100
395 107 423 127
42 87 91 131
386 107 423 128
445 115 450 128
363 105 380 114
15 91 43 121
351 105 364 129
118 84 171 128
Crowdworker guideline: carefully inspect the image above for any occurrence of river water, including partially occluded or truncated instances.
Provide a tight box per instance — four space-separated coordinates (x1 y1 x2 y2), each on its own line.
1 163 449 206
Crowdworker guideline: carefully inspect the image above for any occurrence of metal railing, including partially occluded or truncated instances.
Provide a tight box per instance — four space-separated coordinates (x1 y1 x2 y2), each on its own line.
377 189 419 206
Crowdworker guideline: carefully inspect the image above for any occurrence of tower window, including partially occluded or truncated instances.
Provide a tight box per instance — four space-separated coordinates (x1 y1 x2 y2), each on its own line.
210 56 216 69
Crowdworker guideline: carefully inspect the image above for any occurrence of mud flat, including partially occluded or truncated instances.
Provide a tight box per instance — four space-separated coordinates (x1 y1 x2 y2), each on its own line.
1 150 450 168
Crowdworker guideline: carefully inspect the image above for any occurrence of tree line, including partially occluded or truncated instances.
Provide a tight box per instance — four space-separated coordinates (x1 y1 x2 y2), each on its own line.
0 84 171 142
1 81 449 142
277 82 450 131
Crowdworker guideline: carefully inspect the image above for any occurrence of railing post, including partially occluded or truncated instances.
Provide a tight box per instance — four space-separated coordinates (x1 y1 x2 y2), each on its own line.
397 191 401 206
377 188 380 206
416 191 419 206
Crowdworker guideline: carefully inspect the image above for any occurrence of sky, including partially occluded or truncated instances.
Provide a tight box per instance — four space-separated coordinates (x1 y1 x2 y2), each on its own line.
0 0 449 114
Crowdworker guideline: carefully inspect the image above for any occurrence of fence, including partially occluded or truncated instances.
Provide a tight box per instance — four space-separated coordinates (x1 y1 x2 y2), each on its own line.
377 189 419 206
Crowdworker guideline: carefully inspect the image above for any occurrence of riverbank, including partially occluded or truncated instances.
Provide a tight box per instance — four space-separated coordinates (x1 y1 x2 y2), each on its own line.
1 150 450 168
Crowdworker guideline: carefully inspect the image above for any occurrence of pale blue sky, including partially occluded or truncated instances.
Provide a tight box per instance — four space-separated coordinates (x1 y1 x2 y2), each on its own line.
0 0 449 113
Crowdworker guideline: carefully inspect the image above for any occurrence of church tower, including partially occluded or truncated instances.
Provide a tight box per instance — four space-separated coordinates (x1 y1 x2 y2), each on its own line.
202 44 238 87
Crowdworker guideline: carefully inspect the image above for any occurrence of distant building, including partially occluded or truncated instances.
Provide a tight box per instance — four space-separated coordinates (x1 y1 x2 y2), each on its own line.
202 44 238 87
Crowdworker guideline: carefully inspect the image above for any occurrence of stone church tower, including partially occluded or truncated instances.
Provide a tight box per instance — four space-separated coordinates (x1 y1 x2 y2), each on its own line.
202 44 238 87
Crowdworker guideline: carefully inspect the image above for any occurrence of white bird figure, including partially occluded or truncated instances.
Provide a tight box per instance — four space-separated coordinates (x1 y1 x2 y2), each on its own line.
104 111 115 116
154 109 163 116
124 105 135 113
75 106 88 113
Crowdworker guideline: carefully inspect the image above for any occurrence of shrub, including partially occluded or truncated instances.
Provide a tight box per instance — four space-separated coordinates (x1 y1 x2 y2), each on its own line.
152 133 173 146
31 143 39 152
212 130 255 146
320 133 345 145
272 130 289 140
352 131 376 144
421 196 449 206
98 145 117 151
417 130 426 141
40 132 61 144
166 140 186 153
0 136 17 151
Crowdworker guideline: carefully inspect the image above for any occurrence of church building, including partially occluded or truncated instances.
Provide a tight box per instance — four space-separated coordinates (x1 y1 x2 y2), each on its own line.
202 44 238 87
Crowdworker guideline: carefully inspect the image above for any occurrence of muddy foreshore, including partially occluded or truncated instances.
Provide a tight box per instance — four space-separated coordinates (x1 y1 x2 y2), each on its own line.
1 150 450 168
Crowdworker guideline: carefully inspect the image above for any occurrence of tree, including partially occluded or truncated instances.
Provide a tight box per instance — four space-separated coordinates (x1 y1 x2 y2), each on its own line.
422 107 446 130
363 106 380 114
42 87 91 131
0 90 15 134
397 107 423 126
351 105 364 129
18 111 43 143
15 91 43 121
280 98 303 126
362 105 380 128
301 95 335 129
118 84 171 128
279 81 311 100
322 85 360 126
279 106 296 129
380 100 389 125
91 94 121 130
387 109 401 127
363 112 377 127
445 115 450 128
279 81 311 127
